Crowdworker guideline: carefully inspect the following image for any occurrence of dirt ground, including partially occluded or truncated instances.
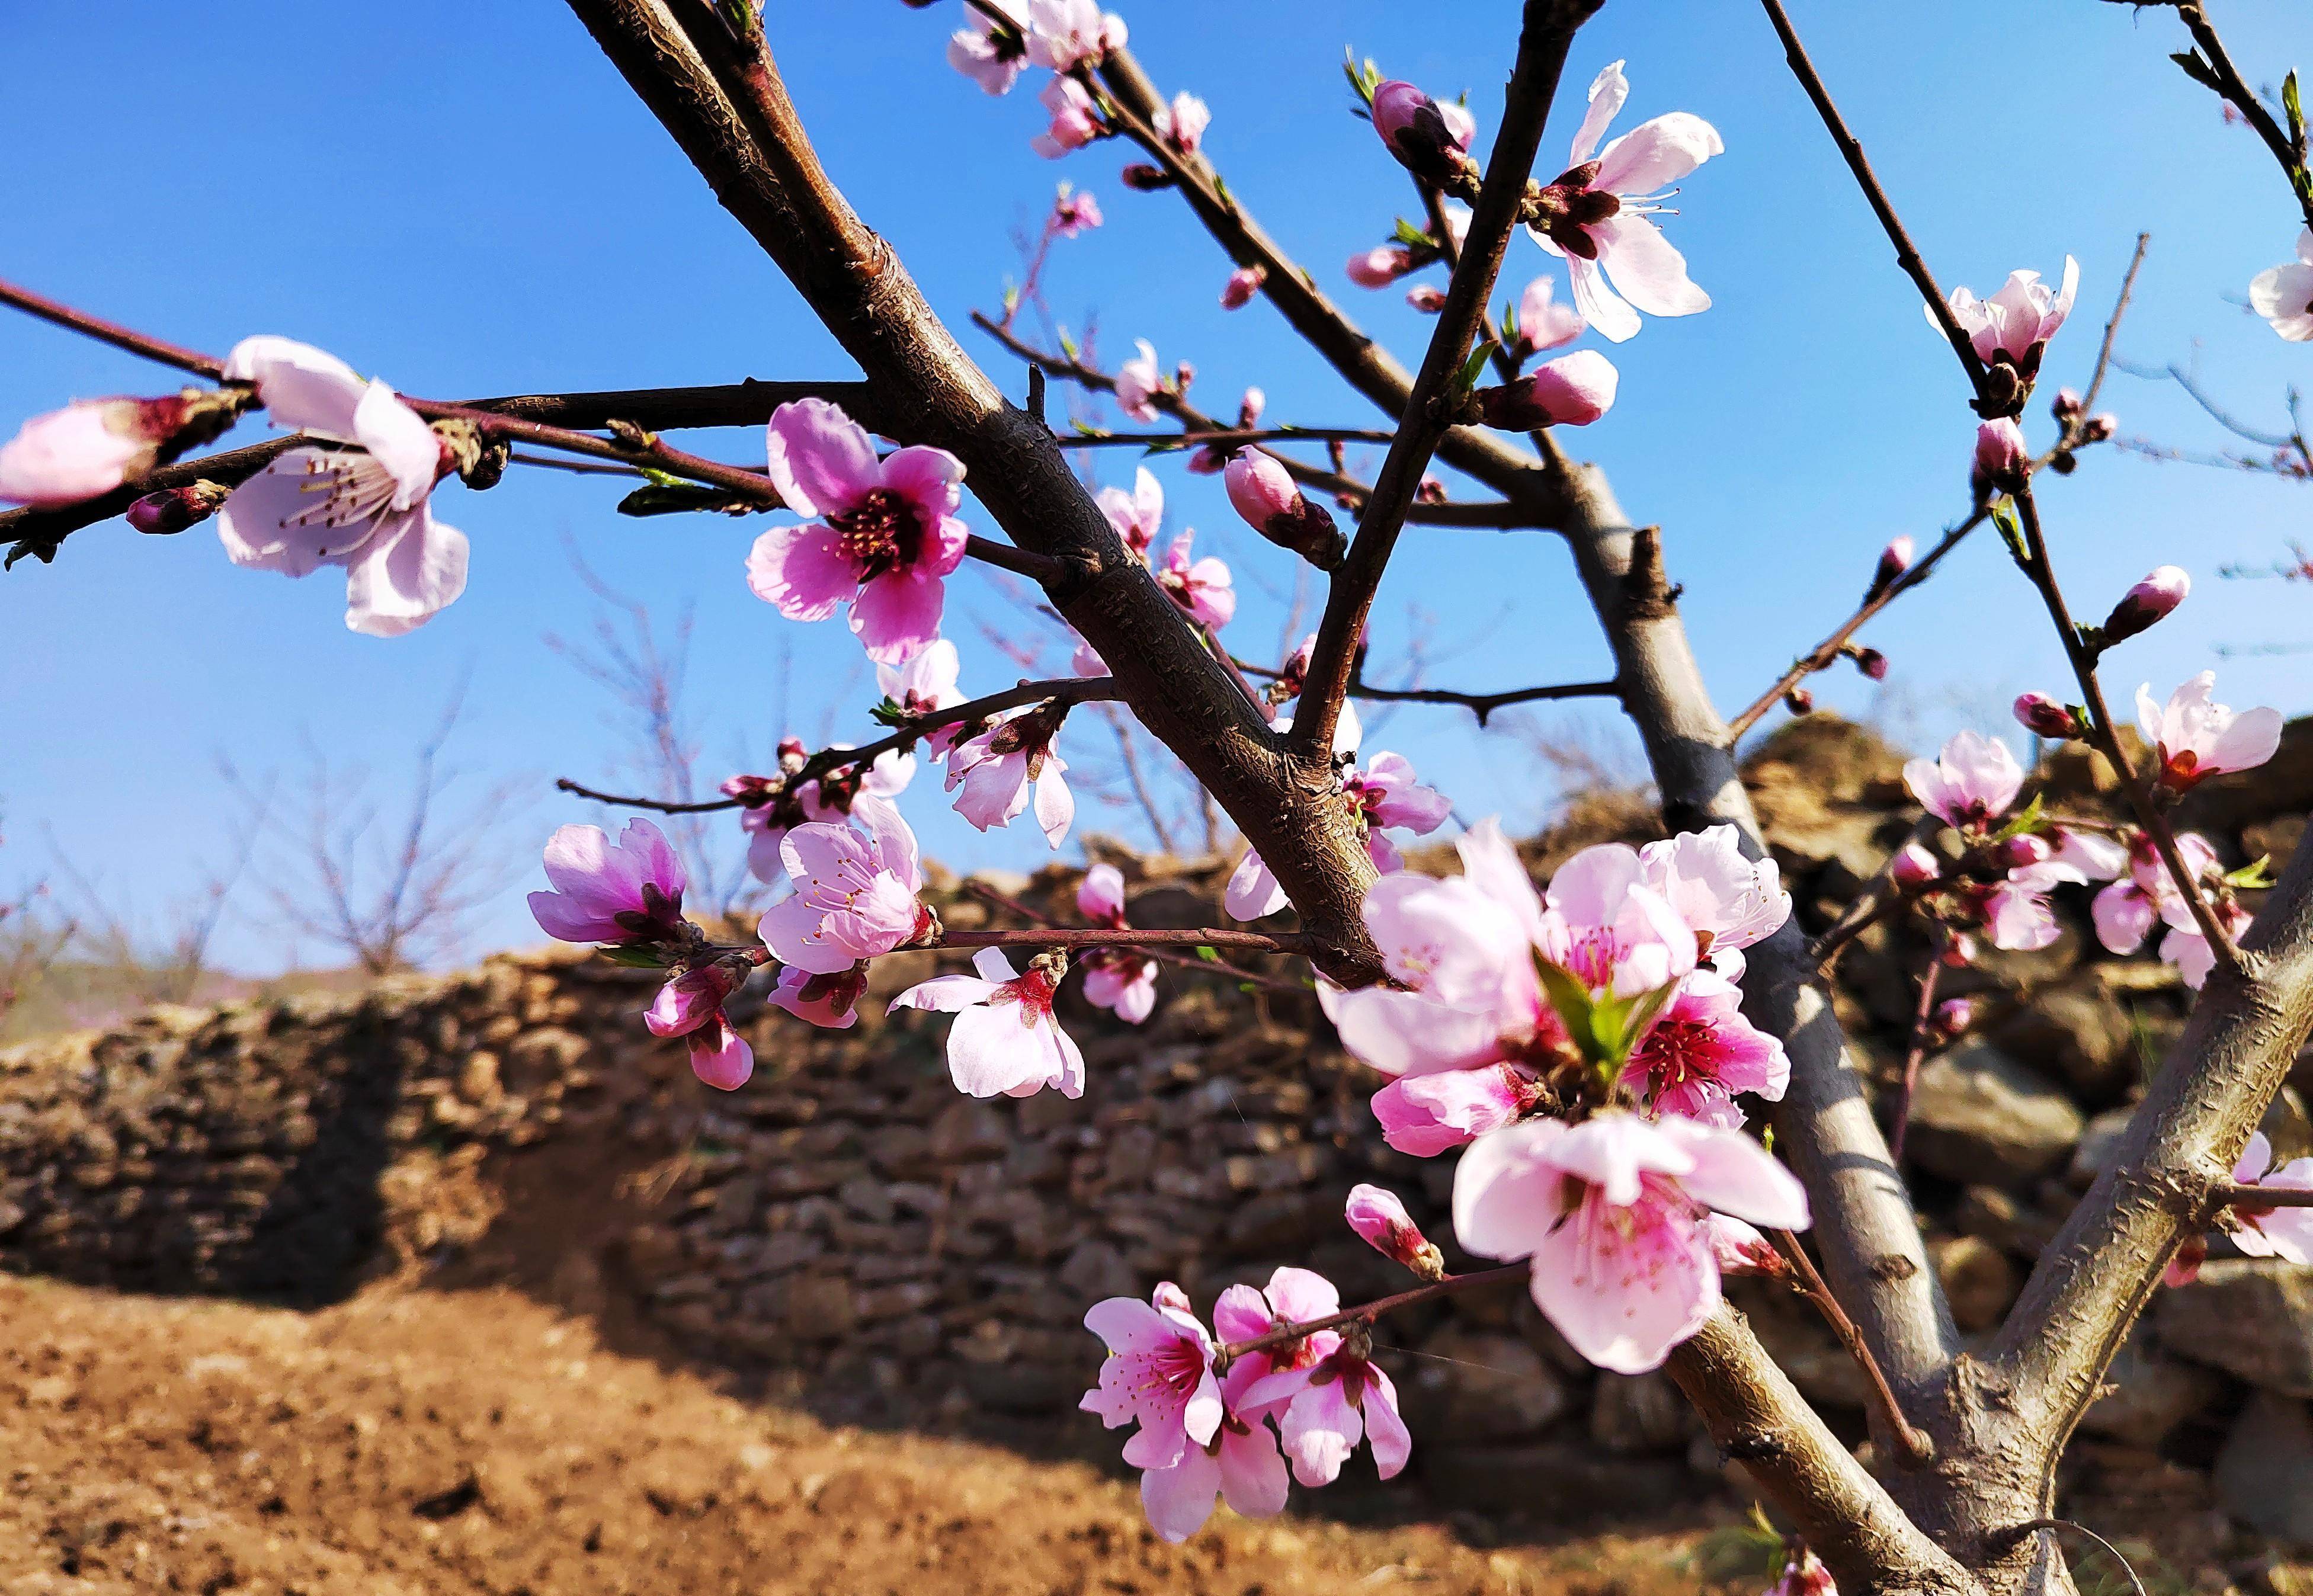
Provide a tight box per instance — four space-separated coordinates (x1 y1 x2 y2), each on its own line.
0 1275 1744 1596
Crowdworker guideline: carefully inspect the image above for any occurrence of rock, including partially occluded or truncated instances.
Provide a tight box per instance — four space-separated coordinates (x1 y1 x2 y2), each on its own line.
2080 1334 2222 1447
1907 1044 2083 1190
1404 1328 1572 1443
2069 1107 2133 1185
1990 982 2136 1103
1950 1185 2063 1261
1930 1235 2019 1332
1419 1441 1684 1518
456 1051 501 1107
1589 1372 1689 1454
928 1100 1010 1165
1057 1239 1139 1302
2215 1393 2313 1540
2157 1260 2313 1395
780 1274 858 1341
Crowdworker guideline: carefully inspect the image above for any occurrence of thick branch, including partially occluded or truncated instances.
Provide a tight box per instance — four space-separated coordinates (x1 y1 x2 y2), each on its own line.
559 0 1390 980
1293 0 1591 759
1667 1310 1975 1596
1988 827 2313 1470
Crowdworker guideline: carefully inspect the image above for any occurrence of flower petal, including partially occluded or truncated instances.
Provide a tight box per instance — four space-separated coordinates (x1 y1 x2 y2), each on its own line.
764 398 880 518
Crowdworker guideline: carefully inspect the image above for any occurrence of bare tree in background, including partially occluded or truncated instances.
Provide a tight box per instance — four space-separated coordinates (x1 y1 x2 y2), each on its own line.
42 795 264 1008
228 688 523 976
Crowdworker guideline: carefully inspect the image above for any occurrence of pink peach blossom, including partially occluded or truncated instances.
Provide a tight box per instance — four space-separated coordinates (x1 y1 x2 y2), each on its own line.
947 709 1073 847
216 336 467 637
1152 91 1209 156
1770 1549 1838 1596
1513 274 1586 355
1031 75 1104 158
1638 825 1789 978
747 399 968 665
947 0 1028 95
2219 1132 2313 1262
1080 1283 1223 1471
1113 339 1164 421
2136 671 2283 793
1098 465 1164 560
646 963 752 1091
1026 0 1125 70
877 638 968 758
1237 1327 1409 1488
1902 730 2024 829
768 962 867 1031
1222 448 1340 565
2250 230 2313 342
1078 862 1128 925
1624 969 1789 1127
2157 882 2253 990
1158 533 1235 629
734 746 912 887
757 803 933 975
1453 1111 1809 1373
1369 1063 1538 1156
895 947 1085 1098
1936 258 2080 367
1369 80 1476 187
1051 182 1103 236
528 818 687 946
1527 61 1721 343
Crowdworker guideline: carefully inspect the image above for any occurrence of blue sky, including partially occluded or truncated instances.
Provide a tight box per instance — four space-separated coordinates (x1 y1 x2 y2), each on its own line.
2 2 2307 972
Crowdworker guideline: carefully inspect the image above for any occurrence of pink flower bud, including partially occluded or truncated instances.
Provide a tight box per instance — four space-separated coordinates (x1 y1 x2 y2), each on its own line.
2011 692 2078 741
1705 1215 1785 1278
1868 535 1914 598
1971 419 2030 496
1224 448 1343 568
2083 412 2117 442
1891 842 1940 890
1219 265 1266 310
1934 996 1975 1035
1346 245 1416 289
1998 834 2052 869
1473 350 1619 430
2051 387 2085 424
1370 81 1473 184
1939 932 1978 969
1405 284 1447 313
1853 646 1889 681
0 395 190 508
1345 1183 1444 1279
126 480 229 536
2100 565 2188 645
1785 685 1815 715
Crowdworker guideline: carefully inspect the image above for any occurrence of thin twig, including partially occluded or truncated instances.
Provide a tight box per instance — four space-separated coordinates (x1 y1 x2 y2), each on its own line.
2209 1184 2313 1211
1886 955 1943 1165
556 674 1126 815
938 925 1314 956
2168 4 2313 232
2011 1519 2149 1596
960 879 1301 994
1755 0 1988 400
1218 1263 1531 1364
1773 1229 1936 1466
1235 659 1621 725
2078 232 2149 421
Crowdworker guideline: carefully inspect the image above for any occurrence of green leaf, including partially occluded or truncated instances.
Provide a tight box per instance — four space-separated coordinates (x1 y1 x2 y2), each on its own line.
2170 49 2224 94
1500 300 1521 349
1195 946 1222 963
1058 328 1079 361
1392 217 1437 251
1533 958 1603 1060
1992 791 2047 843
2284 69 2304 145
617 483 755 518
1991 501 2028 565
2225 854 2277 890
1455 339 1498 396
597 943 674 969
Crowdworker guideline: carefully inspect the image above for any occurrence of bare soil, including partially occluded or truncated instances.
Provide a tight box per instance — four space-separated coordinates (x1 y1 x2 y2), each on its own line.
0 1275 1737 1595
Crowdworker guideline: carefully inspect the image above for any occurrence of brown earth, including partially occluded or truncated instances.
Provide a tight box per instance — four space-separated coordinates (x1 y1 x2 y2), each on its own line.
0 1274 1745 1596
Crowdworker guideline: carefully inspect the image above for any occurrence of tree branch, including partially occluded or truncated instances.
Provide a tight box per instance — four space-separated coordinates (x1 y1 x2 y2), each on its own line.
1216 1263 1530 1363
1293 0 1593 761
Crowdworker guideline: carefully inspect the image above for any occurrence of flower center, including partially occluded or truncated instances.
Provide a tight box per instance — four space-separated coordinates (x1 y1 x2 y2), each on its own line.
282 452 405 560
831 488 924 580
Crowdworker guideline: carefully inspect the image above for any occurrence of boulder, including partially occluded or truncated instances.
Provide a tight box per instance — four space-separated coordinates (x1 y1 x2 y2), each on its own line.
2079 1331 2223 1447
2215 1394 2313 1540
2157 1260 2313 1395
1931 1235 2019 1332
1990 981 2137 1104
1418 1440 1684 1518
1906 1044 2083 1191
1589 1372 1690 1454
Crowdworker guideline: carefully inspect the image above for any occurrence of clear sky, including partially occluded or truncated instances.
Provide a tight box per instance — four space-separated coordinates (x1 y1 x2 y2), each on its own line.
2 2 2308 973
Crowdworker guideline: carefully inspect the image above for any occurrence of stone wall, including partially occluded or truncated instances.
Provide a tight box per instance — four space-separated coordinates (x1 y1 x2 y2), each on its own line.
3 716 2311 1550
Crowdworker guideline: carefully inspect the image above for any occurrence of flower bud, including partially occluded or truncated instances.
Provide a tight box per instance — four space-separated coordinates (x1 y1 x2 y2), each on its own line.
1939 932 1978 969
1370 81 1476 187
1891 842 1941 890
1784 685 1815 715
126 479 229 536
1120 162 1174 191
1705 1215 1786 1278
1867 535 1914 599
1223 448 1344 569
777 736 809 771
1345 1183 1444 1280
2051 386 2085 425
1405 284 1447 313
2100 565 2188 645
1346 245 1416 289
2083 412 2117 443
1933 996 1975 1036
2011 691 2080 741
1473 350 1619 430
1998 834 2052 870
1219 265 1265 310
1853 646 1889 681
1971 418 2030 497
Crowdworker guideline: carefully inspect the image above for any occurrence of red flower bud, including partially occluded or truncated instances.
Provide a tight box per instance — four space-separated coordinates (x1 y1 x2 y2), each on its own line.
2011 691 2079 741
